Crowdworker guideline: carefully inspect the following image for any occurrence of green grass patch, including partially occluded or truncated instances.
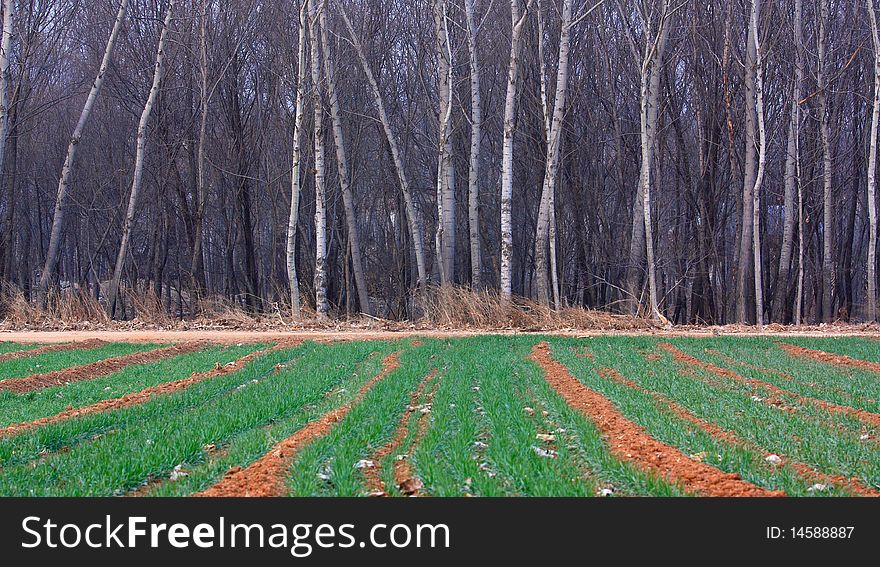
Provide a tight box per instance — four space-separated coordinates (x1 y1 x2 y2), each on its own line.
0 342 160 382
0 342 43 355
0 343 265 428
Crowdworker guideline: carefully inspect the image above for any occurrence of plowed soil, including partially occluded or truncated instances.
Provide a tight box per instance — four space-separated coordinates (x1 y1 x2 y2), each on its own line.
195 351 401 497
393 374 440 497
0 339 107 363
780 343 880 374
659 343 880 430
0 342 207 394
363 370 436 496
530 342 780 497
597 367 879 497
0 346 280 438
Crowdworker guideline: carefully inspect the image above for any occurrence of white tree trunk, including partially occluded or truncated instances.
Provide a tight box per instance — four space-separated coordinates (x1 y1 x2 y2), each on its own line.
38 0 129 297
287 2 308 318
433 0 455 285
751 0 766 327
534 0 573 307
107 0 174 317
500 0 530 299
818 0 834 322
773 0 802 321
339 4 427 288
867 0 880 321
319 4 371 315
464 0 482 289
309 0 329 319
638 1 670 323
0 0 13 223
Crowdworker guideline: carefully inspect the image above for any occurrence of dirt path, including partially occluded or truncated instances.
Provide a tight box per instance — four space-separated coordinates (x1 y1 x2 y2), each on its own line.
0 345 281 438
0 342 206 394
780 343 880 374
597 367 879 497
659 343 880 430
2 326 880 345
195 352 401 497
530 342 781 497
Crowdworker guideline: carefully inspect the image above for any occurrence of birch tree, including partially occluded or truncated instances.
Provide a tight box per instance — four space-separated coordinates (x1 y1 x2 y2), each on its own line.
772 0 803 320
339 2 427 287
319 4 371 315
500 0 531 299
818 0 834 321
37 0 129 299
309 0 329 319
736 0 760 323
0 0 13 224
433 0 455 285
287 1 308 318
107 0 175 317
867 0 880 321
464 0 482 288
750 0 766 327
534 0 573 307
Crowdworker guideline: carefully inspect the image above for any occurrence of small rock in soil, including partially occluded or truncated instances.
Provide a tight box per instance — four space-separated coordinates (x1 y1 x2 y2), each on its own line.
765 454 783 465
354 459 375 469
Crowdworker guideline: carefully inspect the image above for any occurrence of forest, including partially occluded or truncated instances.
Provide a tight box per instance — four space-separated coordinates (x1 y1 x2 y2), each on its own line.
1 0 878 326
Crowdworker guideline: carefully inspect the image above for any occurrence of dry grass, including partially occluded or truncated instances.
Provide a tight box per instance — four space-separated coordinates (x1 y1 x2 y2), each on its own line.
0 284 651 332
418 285 651 331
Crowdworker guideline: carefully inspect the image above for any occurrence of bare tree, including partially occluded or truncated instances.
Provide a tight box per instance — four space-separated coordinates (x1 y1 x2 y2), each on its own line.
534 0 574 307
751 0 766 327
433 0 455 285
319 4 371 314
309 0 329 319
339 2 427 288
500 0 531 299
37 0 129 298
107 0 175 317
0 0 13 228
287 1 308 318
464 0 482 288
868 0 880 321
818 0 834 321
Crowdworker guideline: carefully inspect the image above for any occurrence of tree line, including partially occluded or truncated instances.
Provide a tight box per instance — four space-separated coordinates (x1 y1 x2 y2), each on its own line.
1 0 879 325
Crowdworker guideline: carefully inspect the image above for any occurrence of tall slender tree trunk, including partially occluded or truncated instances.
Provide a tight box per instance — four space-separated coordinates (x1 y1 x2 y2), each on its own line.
433 0 455 285
534 0 572 307
339 4 427 288
867 0 880 321
319 5 371 315
190 0 210 296
773 0 802 322
638 2 670 322
818 0 834 322
107 0 174 318
736 0 760 323
309 0 329 319
37 0 129 299
287 2 308 318
464 0 482 289
751 0 766 327
0 0 13 257
500 0 530 299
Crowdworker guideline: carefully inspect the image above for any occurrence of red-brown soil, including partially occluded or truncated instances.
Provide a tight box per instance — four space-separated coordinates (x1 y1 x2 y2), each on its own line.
658 343 880 430
0 339 107 362
195 351 402 497
393 374 440 497
529 342 780 497
780 343 880 374
0 342 207 394
597 367 879 497
363 370 437 496
0 345 282 439
532 342 784 496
